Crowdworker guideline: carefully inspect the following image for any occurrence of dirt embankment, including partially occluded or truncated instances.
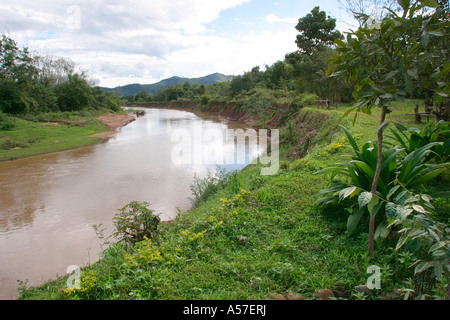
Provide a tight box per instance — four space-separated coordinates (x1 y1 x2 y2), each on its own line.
92 113 136 139
135 101 268 128
124 102 334 161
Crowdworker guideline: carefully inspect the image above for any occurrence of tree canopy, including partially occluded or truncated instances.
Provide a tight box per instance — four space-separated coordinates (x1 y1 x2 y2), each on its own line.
0 34 120 115
295 6 343 55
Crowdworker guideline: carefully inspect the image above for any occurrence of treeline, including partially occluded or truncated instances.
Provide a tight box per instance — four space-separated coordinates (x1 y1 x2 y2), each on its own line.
121 7 355 110
122 4 448 115
0 35 120 115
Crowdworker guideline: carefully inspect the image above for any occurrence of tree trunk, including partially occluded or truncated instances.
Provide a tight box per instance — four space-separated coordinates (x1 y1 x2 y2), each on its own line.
368 107 386 255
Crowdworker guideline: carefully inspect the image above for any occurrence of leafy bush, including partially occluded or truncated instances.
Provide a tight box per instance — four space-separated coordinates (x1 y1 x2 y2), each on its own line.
113 201 161 247
199 95 210 105
0 137 29 150
226 170 242 195
387 190 450 299
294 93 318 107
54 74 94 111
0 113 16 130
189 167 227 207
0 80 31 114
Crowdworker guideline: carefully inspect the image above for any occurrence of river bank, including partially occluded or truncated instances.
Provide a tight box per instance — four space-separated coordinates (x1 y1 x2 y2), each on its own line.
0 110 136 162
91 112 136 139
1 107 257 300
14 102 450 300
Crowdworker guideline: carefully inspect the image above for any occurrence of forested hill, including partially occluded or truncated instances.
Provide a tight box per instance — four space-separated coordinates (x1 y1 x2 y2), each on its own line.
102 72 233 96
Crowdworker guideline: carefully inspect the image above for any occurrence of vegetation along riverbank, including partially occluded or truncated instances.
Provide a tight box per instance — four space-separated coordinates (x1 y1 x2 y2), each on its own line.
2 1 449 300
0 110 136 162
17 101 450 300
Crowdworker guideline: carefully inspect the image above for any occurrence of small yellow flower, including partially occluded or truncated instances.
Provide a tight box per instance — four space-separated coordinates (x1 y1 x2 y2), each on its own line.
188 230 206 242
215 220 223 227
180 229 191 238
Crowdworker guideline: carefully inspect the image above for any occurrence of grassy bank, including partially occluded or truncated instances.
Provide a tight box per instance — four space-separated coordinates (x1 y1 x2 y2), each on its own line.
0 110 131 162
17 101 449 300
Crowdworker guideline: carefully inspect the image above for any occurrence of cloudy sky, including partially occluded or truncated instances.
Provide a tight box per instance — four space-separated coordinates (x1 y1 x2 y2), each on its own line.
0 0 357 88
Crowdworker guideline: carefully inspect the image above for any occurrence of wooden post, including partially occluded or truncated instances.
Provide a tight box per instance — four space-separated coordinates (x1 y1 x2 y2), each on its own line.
414 105 421 123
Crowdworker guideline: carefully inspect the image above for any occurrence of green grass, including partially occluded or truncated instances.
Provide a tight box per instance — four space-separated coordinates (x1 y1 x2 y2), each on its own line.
0 113 109 161
17 101 448 300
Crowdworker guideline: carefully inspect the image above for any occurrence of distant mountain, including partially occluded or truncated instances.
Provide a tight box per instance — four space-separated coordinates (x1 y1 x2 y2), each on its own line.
101 72 233 96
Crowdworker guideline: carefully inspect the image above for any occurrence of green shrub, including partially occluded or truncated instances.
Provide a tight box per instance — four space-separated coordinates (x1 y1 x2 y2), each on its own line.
0 137 29 150
189 167 227 207
113 201 161 247
388 120 450 163
0 113 16 130
199 95 210 105
294 93 318 107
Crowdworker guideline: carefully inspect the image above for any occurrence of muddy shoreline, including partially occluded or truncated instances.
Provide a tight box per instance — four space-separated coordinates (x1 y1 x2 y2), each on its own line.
92 112 137 139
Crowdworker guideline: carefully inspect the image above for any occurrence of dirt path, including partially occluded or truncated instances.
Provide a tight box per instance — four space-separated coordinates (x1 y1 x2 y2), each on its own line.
92 113 136 139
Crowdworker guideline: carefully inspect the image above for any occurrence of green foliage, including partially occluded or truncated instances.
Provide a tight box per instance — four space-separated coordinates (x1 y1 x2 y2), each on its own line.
0 112 16 130
54 74 94 111
0 80 30 114
294 92 319 107
388 120 450 163
0 34 121 115
189 167 227 208
327 0 448 255
17 106 449 300
295 6 343 55
230 72 255 97
113 201 161 246
315 126 449 238
28 83 58 112
328 2 449 118
226 170 242 195
387 189 450 293
0 34 37 83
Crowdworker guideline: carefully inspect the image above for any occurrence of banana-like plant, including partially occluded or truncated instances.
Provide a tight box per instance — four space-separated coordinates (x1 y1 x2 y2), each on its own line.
387 120 450 163
315 126 449 239
326 0 448 255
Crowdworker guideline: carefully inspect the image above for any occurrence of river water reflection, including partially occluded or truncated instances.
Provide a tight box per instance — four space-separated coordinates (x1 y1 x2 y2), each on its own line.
0 108 255 299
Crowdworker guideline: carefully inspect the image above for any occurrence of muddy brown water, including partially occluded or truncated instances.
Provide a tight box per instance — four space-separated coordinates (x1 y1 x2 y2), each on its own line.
0 108 257 299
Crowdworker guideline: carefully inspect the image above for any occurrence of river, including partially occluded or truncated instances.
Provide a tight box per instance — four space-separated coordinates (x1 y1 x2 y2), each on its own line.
0 107 257 299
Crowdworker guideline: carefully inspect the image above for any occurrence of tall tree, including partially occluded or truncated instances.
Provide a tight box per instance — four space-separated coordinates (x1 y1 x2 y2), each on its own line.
288 7 346 99
295 6 343 55
0 35 37 83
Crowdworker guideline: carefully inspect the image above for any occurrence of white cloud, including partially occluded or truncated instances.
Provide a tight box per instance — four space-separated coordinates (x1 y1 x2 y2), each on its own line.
0 0 301 88
266 14 297 24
